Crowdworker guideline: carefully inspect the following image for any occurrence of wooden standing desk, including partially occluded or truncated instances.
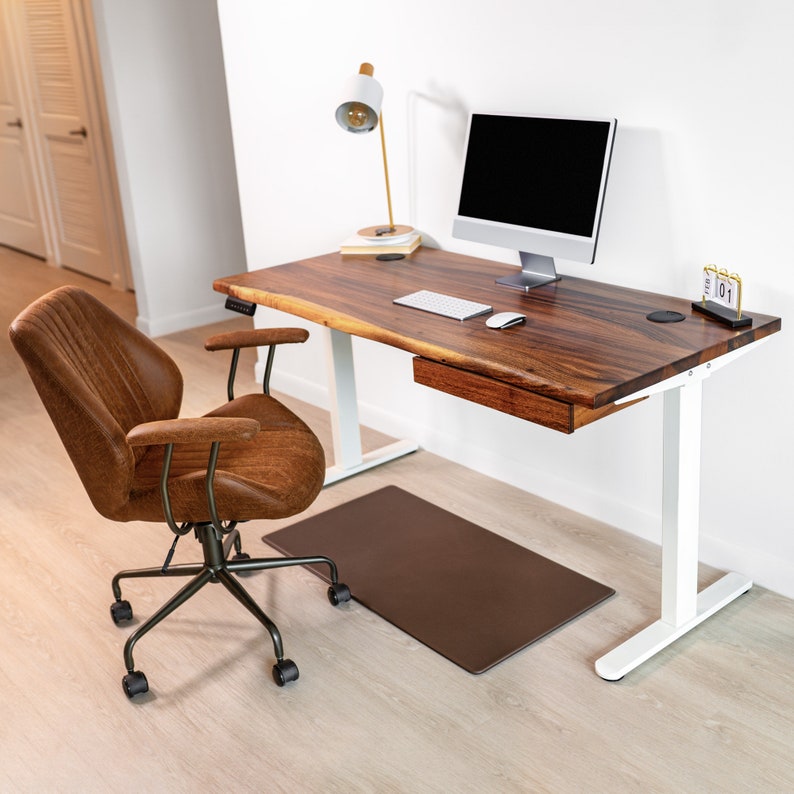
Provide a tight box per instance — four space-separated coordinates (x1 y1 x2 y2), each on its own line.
214 246 781 679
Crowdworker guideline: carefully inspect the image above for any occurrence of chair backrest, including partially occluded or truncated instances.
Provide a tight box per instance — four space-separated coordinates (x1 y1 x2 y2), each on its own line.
9 286 183 519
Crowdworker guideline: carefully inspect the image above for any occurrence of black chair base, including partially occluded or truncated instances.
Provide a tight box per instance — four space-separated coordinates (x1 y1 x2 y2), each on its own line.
110 524 350 698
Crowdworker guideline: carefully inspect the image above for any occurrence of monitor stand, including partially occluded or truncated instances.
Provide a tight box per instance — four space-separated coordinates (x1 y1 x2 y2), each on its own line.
496 252 561 292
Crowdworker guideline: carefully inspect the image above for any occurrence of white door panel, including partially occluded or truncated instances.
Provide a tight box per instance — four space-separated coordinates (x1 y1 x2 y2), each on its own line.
20 0 112 282
0 8 46 258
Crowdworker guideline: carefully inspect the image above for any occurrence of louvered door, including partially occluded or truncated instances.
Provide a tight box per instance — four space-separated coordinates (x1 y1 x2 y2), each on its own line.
20 0 112 281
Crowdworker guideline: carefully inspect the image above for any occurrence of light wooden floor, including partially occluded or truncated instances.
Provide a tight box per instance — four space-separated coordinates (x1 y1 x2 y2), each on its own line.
2 246 793 792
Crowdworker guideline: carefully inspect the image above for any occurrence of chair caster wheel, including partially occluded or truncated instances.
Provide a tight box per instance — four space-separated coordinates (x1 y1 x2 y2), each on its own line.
122 670 149 698
272 659 299 687
327 582 351 606
110 600 133 624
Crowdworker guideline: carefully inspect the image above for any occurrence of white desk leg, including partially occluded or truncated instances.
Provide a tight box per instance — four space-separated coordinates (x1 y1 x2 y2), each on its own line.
323 328 418 485
595 381 752 680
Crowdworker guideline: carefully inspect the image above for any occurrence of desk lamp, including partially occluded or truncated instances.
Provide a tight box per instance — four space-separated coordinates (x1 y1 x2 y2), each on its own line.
335 63 412 243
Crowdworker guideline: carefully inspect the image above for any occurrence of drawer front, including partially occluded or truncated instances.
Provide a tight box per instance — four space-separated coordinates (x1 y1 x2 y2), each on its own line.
412 357 642 434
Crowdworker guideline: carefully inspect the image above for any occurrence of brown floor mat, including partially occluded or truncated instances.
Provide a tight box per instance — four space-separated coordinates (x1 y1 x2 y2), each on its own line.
263 485 614 674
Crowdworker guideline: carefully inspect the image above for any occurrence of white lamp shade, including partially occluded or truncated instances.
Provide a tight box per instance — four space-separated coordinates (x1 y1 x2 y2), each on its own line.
335 72 383 133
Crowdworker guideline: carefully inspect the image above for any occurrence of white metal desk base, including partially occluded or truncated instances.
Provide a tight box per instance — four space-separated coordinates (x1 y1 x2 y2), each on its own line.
595 341 766 680
323 328 418 486
320 326 762 677
594 571 751 680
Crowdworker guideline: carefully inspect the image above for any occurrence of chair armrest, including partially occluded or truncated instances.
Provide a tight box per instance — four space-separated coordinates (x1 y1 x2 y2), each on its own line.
203 327 309 352
127 417 260 539
204 328 310 401
126 416 260 447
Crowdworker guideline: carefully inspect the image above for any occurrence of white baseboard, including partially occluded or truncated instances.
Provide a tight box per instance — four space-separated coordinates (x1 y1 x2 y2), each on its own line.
264 365 331 410
698 535 794 601
137 303 232 338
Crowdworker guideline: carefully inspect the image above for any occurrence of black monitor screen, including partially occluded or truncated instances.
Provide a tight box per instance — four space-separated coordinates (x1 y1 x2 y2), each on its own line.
457 114 613 238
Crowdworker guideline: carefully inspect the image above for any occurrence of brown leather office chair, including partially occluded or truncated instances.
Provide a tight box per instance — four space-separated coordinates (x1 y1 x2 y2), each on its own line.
9 285 349 699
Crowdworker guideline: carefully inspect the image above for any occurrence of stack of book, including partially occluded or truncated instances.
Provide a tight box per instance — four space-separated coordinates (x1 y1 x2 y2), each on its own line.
339 229 422 256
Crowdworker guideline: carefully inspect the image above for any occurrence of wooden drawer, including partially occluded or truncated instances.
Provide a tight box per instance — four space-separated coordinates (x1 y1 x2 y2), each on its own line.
412 357 643 434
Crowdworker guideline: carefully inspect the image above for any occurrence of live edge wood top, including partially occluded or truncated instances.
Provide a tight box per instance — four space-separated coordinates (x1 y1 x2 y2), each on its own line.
214 247 781 417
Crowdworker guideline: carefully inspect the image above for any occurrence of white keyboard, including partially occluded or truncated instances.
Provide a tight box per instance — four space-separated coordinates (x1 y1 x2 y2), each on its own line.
393 290 492 321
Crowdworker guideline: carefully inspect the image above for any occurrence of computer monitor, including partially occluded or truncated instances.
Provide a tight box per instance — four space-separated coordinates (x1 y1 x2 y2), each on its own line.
452 112 617 291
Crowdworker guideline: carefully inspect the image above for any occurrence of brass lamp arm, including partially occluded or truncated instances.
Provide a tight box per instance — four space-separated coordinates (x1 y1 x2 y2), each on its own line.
379 111 395 232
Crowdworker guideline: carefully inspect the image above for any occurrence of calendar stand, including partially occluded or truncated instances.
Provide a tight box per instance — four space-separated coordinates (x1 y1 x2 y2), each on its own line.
692 300 753 328
694 266 752 328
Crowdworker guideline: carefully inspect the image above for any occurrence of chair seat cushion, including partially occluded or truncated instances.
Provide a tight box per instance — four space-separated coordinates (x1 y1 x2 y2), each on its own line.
121 394 326 523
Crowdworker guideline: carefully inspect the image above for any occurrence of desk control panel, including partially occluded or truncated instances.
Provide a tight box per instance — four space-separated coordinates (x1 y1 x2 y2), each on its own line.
394 290 492 322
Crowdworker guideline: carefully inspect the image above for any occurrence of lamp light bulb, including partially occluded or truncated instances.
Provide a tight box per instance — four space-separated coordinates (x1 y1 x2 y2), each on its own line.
346 102 373 129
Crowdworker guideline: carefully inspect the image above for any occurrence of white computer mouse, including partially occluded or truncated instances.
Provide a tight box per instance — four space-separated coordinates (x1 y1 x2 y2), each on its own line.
486 311 527 329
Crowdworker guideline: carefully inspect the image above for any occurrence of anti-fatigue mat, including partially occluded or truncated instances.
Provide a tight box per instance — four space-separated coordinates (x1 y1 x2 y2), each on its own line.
263 485 614 674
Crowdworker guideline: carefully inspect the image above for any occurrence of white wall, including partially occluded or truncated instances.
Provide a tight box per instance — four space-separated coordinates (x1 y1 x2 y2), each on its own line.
91 0 246 336
217 0 793 598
